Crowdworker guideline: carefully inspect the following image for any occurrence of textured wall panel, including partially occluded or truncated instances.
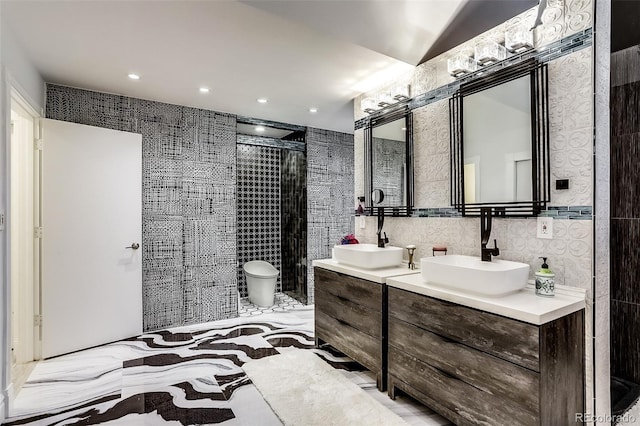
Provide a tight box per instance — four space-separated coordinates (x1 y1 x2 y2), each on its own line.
46 85 238 331
306 128 354 304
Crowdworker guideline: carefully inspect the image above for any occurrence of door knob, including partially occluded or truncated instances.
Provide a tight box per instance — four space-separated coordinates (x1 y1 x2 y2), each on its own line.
125 243 140 250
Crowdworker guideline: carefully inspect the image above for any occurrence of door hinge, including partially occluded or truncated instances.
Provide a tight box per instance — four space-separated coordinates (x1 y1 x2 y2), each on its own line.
35 139 43 151
34 226 43 238
34 315 42 326
0 211 5 231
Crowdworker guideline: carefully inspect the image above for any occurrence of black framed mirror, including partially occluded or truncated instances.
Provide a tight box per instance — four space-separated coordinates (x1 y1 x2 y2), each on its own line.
364 109 413 216
450 59 550 217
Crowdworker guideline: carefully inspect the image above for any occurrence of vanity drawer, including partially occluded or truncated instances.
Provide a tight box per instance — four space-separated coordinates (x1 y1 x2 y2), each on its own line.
388 287 540 371
315 288 382 338
388 346 538 426
388 317 539 415
314 268 382 311
315 310 381 371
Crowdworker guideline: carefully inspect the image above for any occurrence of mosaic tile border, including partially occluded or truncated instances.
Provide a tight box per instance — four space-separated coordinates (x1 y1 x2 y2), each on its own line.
364 205 593 220
355 28 593 131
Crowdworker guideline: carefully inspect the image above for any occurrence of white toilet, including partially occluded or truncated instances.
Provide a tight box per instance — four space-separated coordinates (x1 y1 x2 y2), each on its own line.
243 260 279 307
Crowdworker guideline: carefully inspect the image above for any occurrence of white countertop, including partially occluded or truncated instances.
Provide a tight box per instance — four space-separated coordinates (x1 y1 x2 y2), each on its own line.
312 258 420 284
386 273 586 325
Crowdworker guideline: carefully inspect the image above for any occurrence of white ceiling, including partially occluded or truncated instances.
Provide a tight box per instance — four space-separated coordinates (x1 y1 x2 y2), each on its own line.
2 0 470 134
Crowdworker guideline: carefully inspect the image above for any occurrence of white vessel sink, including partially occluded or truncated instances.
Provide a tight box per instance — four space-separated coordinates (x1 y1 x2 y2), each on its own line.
421 255 530 297
333 244 403 269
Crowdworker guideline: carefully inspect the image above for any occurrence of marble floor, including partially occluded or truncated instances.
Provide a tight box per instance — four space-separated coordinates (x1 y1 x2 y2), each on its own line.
3 294 451 426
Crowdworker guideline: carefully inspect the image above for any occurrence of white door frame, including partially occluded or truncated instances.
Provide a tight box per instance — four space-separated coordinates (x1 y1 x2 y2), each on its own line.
4 83 41 408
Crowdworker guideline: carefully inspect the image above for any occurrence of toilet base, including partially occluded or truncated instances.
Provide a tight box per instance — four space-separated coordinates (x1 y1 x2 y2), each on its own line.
249 292 275 307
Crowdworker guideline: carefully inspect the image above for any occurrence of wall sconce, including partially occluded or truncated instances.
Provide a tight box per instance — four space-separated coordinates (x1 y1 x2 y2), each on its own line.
447 54 477 78
361 97 379 114
474 41 507 66
505 26 534 53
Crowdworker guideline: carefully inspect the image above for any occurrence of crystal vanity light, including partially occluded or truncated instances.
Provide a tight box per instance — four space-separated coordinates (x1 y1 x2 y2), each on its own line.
475 40 507 66
361 96 379 114
505 26 534 53
377 89 395 108
377 84 411 108
447 54 478 78
392 84 410 101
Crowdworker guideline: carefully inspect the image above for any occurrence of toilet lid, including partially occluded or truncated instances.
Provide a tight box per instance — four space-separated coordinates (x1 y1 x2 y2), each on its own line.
243 260 279 277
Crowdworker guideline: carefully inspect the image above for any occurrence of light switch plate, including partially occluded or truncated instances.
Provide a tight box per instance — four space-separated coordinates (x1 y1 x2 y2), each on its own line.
357 215 366 229
537 216 553 239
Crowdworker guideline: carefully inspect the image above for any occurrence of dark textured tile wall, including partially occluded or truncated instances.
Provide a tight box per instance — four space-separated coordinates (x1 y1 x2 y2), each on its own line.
611 300 640 383
236 144 282 297
611 82 640 137
47 84 239 331
306 128 354 304
611 220 640 305
611 133 640 218
610 45 640 384
281 150 307 300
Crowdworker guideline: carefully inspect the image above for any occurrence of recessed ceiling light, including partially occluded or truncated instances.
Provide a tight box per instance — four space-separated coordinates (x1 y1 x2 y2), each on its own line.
128 73 140 80
255 126 266 132
199 87 210 93
257 98 268 104
309 107 318 113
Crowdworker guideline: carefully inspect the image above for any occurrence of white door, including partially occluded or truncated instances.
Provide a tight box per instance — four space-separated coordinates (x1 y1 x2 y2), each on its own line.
41 119 142 358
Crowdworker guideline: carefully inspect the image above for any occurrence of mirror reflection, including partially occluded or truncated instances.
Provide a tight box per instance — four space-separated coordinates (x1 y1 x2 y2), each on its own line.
463 75 532 204
371 117 407 207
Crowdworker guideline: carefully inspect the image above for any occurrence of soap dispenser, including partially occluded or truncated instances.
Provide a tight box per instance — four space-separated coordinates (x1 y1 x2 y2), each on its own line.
535 257 555 297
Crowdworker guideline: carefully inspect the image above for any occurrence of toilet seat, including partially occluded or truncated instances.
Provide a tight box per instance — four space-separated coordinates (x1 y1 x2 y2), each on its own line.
243 260 279 279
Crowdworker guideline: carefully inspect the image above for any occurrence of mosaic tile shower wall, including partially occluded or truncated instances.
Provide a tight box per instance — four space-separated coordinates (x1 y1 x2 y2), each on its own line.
306 128 354 304
236 144 282 297
281 150 307 300
46 85 238 331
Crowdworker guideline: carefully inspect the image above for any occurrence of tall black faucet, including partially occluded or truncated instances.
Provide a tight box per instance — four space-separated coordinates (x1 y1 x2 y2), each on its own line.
377 207 389 248
480 207 500 262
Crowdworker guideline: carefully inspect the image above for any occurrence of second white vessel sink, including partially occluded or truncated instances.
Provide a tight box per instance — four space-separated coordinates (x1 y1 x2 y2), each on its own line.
333 244 403 269
421 255 530 297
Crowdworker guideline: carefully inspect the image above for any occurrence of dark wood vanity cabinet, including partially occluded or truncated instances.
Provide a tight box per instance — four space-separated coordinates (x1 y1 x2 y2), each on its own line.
314 267 386 391
387 287 585 426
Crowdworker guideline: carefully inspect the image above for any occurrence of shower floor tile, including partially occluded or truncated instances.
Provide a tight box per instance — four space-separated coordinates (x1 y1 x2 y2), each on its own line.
4 303 450 426
238 292 306 316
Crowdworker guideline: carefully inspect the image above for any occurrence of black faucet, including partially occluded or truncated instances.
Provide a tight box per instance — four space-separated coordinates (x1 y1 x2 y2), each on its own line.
377 207 389 248
480 207 500 262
